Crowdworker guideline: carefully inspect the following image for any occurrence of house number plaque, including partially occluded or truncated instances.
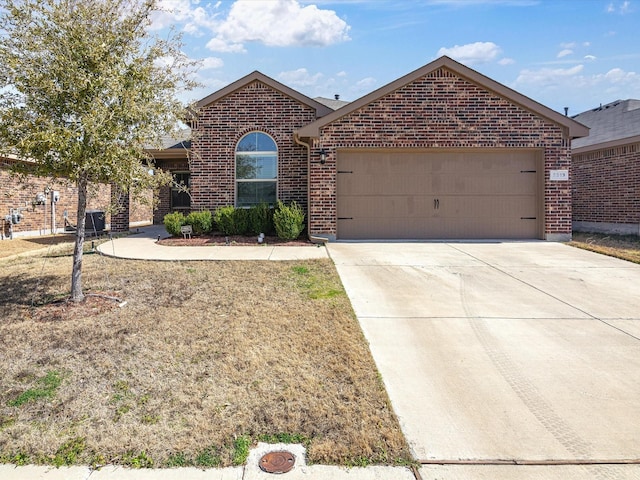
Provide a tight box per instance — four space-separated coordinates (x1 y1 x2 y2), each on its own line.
550 170 569 181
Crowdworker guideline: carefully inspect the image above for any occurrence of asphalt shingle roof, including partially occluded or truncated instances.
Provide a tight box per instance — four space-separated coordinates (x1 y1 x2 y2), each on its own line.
571 99 640 149
313 96 351 111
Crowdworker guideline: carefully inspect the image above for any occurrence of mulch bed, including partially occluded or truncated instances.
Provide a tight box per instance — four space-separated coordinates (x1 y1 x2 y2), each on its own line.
157 234 313 247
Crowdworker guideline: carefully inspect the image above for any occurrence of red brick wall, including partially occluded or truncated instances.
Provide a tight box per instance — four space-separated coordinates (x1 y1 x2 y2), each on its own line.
0 160 110 238
309 67 572 239
191 80 317 213
572 141 640 226
1 158 152 238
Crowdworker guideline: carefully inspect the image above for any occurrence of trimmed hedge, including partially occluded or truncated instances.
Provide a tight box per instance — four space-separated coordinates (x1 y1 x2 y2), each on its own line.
185 210 213 235
214 206 249 236
273 201 305 240
163 212 186 236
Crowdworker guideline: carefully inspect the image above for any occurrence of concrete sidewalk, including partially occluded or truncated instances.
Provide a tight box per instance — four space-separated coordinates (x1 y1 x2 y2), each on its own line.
96 225 328 261
0 442 416 480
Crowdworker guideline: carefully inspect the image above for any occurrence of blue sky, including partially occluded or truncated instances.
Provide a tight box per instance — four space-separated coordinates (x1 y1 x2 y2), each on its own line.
151 0 640 115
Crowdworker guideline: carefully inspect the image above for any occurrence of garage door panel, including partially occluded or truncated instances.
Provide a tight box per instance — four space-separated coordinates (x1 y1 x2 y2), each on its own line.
338 195 434 218
338 174 439 196
337 149 541 240
437 195 538 218
434 173 537 195
338 217 441 240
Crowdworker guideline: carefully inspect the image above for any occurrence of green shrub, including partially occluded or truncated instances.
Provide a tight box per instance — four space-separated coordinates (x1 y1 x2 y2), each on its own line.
273 201 305 240
214 206 249 235
185 210 213 235
248 202 274 235
163 212 185 237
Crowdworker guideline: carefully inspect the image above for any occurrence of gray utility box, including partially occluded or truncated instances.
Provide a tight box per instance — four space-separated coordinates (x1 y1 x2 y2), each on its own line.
85 210 105 235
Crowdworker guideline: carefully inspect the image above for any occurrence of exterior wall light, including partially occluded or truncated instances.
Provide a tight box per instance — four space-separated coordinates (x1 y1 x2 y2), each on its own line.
319 148 328 164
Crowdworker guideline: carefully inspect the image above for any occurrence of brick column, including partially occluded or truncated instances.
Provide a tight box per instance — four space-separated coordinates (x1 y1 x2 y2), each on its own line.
110 184 130 233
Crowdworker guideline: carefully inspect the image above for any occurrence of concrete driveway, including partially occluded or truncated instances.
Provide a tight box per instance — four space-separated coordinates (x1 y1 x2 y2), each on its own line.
328 242 640 478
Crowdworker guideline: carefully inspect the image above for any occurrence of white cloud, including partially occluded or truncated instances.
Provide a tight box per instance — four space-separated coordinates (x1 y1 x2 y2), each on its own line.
200 57 224 70
560 42 576 49
355 77 376 89
150 0 219 33
336 71 348 77
584 55 597 61
278 68 323 87
437 42 502 65
498 57 515 65
603 67 640 84
205 37 246 53
515 65 584 87
607 1 632 14
515 64 640 98
348 76 377 96
557 49 573 58
207 0 350 52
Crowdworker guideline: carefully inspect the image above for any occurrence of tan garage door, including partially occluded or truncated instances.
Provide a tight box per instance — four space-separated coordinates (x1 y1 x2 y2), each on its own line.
337 149 542 240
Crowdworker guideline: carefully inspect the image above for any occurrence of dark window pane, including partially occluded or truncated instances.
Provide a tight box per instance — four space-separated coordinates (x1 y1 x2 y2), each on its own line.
171 190 190 208
171 172 190 208
236 154 277 179
236 155 256 179
237 181 276 207
255 155 277 179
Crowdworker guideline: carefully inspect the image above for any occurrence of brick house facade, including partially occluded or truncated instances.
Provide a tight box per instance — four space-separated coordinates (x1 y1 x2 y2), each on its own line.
151 56 588 241
1 156 152 239
571 100 640 236
189 72 333 214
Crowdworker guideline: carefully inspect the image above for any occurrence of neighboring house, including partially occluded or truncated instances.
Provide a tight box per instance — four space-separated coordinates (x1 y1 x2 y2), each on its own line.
571 99 640 236
149 55 588 241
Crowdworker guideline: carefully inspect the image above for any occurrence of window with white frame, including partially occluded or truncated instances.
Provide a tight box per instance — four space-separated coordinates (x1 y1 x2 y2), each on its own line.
236 132 277 207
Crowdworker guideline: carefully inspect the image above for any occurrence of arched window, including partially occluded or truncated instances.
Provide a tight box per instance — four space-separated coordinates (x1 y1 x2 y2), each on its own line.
235 132 277 207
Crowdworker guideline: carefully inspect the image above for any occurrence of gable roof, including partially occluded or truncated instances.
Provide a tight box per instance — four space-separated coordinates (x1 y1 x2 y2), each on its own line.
196 71 334 117
297 56 589 139
571 99 640 152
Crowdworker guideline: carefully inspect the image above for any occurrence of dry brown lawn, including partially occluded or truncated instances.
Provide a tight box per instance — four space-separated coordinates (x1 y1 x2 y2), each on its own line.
570 232 640 264
0 249 412 469
0 234 77 258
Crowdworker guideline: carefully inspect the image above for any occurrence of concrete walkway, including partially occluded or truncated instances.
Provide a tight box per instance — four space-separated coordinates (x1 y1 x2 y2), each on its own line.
0 442 415 480
328 241 640 479
96 225 328 261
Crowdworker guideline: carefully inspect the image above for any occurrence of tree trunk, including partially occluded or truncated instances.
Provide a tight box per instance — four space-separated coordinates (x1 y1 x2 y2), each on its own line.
71 172 89 302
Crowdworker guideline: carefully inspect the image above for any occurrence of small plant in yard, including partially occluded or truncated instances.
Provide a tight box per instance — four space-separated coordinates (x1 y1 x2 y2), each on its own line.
8 370 63 407
214 206 250 235
273 201 305 240
232 435 251 466
122 451 154 468
185 210 213 235
163 212 186 237
291 264 343 300
53 437 86 467
258 432 310 446
248 202 274 235
165 452 190 467
195 447 222 468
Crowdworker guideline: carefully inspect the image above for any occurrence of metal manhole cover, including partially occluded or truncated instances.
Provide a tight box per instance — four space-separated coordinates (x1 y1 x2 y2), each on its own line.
259 451 295 474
